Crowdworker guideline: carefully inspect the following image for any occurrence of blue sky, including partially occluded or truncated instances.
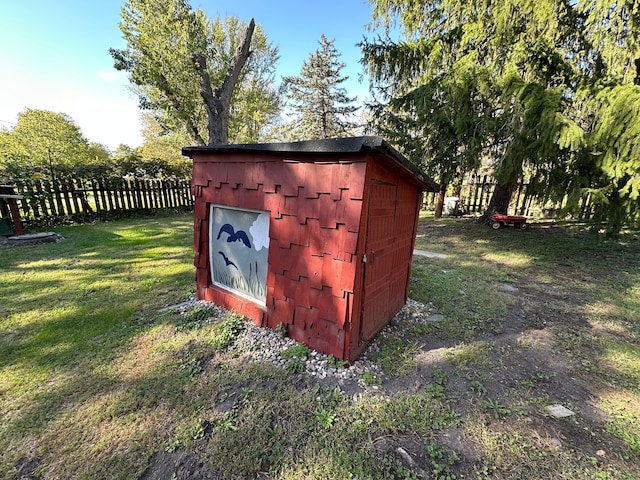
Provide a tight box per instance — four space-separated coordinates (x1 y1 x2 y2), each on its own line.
0 0 378 150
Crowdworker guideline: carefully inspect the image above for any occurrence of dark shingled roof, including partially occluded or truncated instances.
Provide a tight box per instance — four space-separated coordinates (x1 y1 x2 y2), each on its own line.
182 136 439 191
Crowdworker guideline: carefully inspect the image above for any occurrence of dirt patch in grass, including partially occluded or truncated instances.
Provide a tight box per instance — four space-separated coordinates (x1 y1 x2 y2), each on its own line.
14 456 42 480
396 218 640 478
139 451 221 480
133 219 639 479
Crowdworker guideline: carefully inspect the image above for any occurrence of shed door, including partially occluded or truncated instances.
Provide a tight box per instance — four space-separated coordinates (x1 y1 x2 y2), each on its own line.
359 180 401 344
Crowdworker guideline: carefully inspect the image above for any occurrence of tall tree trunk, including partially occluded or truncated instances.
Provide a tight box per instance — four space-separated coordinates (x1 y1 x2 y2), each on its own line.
192 19 256 145
434 182 447 218
480 182 513 222
453 168 465 197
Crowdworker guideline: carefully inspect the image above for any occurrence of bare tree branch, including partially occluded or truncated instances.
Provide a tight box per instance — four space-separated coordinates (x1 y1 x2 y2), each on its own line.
219 18 255 106
192 18 255 145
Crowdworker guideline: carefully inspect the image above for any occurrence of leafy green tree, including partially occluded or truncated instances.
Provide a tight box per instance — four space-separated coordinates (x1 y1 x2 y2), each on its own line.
578 0 640 84
364 0 640 232
138 113 191 178
574 0 640 233
367 63 494 216
282 34 358 140
73 142 114 179
108 141 188 179
0 130 14 182
111 144 146 178
363 0 584 219
110 0 281 145
0 109 95 181
226 19 283 143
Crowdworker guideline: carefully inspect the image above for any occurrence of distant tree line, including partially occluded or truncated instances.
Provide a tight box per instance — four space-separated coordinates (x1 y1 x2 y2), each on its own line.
1 1 360 186
0 109 191 183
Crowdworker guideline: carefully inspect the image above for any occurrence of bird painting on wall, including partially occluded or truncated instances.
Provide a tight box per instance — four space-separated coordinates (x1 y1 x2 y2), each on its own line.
217 223 252 248
218 251 238 269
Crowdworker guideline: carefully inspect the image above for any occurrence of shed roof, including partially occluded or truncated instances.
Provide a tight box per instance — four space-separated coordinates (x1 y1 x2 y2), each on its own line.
182 136 439 192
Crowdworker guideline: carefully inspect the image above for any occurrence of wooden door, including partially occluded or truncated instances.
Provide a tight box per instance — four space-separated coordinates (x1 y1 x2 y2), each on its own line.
359 180 398 344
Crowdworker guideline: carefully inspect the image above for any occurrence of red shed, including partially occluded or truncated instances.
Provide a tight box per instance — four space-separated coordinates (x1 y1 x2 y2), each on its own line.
183 136 438 362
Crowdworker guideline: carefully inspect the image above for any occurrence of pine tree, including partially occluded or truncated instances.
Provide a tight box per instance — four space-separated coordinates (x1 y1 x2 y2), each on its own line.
576 0 640 233
362 0 584 219
363 0 640 232
283 35 358 140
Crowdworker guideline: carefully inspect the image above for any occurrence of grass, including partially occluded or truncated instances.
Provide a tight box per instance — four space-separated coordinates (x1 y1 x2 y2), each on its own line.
2 212 640 479
1 212 458 479
409 256 509 338
0 212 197 478
411 216 640 478
444 341 494 370
370 336 421 377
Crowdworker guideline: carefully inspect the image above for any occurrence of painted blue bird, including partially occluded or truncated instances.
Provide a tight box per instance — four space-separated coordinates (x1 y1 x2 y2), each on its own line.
218 251 238 269
217 223 251 248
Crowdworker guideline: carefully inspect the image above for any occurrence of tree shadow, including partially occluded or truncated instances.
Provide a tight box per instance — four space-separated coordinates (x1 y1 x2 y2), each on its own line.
0 213 197 475
403 217 640 475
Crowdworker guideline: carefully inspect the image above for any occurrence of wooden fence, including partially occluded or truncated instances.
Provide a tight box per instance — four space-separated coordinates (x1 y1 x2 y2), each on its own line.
10 174 594 224
462 175 534 215
423 175 594 220
13 177 193 222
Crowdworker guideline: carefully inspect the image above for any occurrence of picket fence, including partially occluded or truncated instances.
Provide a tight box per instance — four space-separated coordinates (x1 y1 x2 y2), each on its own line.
423 175 595 220
13 177 193 222
9 174 594 224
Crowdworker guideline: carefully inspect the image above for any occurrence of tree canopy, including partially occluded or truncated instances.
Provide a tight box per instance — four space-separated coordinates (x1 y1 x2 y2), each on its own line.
281 34 359 140
0 109 191 182
136 113 192 178
110 0 281 145
0 109 95 181
362 0 640 232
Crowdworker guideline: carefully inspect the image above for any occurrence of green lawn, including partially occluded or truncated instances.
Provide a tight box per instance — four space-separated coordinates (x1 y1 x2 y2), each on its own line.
410 217 640 478
1 213 639 479
1 213 196 478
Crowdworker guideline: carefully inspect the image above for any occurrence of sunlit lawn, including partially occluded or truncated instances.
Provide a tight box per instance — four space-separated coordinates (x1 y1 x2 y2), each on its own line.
2 213 456 479
411 216 640 475
1 212 639 479
0 212 196 478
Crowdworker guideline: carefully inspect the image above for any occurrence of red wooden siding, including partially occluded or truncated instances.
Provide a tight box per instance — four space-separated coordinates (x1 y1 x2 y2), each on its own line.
192 154 367 359
344 159 424 360
187 138 434 362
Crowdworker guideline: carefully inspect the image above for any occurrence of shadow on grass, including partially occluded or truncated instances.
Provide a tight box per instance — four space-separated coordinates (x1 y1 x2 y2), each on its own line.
413 217 640 373
413 218 640 336
409 217 640 471
0 212 198 476
3 213 640 479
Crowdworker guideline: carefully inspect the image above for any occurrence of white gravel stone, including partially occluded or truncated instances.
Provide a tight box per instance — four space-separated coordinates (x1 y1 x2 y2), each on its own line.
169 295 437 391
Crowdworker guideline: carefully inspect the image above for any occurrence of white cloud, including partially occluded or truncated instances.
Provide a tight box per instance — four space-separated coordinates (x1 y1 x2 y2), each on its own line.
249 213 270 251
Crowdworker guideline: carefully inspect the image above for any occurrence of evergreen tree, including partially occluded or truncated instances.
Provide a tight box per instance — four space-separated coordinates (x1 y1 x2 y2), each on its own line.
362 0 584 219
283 35 358 140
363 0 640 232
575 0 640 233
